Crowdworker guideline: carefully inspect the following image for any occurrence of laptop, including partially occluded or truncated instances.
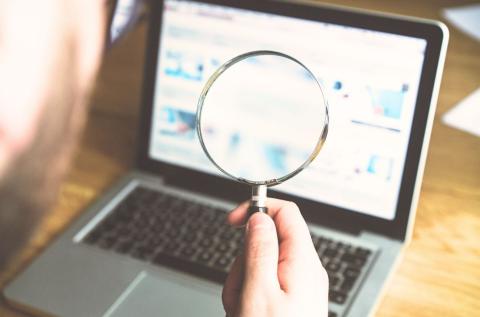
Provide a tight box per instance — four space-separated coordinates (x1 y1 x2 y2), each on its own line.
4 0 448 316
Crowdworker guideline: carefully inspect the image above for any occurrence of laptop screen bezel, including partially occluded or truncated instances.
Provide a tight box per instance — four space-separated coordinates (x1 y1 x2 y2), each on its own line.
137 0 445 241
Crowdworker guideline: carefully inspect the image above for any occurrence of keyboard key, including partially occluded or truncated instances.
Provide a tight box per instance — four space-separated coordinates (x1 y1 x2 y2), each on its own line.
166 227 180 238
180 245 196 258
355 247 372 258
199 251 213 263
340 279 356 293
216 243 230 253
341 253 366 267
185 205 202 217
148 235 165 248
152 222 166 232
164 241 180 254
187 221 203 230
325 261 341 273
214 256 232 269
201 209 217 222
220 228 235 240
231 247 241 257
329 275 340 288
171 216 185 227
200 237 213 248
132 231 148 242
344 267 361 279
320 256 330 264
322 248 338 258
329 290 347 304
204 226 218 236
182 232 197 243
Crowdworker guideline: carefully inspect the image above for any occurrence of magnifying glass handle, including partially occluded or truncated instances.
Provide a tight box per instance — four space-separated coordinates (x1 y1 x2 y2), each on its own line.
248 185 268 217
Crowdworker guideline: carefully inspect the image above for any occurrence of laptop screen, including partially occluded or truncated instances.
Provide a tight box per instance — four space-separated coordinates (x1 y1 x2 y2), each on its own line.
148 0 427 221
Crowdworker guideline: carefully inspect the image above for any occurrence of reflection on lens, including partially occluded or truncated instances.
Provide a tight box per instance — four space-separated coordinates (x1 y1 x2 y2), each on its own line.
197 51 328 185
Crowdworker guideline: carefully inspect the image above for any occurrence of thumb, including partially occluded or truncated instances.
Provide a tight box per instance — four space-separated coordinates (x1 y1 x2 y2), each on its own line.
243 212 279 294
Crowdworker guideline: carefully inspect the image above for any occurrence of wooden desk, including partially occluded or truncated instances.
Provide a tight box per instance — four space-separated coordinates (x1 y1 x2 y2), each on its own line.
1 0 479 316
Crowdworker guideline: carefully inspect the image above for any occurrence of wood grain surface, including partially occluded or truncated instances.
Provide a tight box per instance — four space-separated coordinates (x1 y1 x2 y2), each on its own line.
1 1 479 316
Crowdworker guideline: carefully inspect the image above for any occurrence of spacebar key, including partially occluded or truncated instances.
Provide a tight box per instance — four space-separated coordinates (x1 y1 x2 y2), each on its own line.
152 252 227 284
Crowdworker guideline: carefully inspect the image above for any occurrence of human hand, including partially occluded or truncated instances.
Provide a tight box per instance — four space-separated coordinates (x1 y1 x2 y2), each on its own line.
223 199 329 317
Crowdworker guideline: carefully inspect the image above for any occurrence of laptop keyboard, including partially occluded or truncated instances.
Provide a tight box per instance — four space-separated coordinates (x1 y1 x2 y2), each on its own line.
83 186 374 315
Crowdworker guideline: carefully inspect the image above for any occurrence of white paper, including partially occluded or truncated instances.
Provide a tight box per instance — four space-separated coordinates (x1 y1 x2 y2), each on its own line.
443 4 480 41
443 88 480 137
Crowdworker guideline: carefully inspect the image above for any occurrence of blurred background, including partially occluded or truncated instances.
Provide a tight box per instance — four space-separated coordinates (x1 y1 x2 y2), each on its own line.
1 1 479 316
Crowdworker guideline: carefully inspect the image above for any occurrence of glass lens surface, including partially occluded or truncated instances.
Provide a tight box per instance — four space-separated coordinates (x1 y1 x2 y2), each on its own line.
197 52 328 185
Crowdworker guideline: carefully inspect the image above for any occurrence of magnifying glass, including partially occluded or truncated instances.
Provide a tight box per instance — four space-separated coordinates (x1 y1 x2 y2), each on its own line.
196 50 328 216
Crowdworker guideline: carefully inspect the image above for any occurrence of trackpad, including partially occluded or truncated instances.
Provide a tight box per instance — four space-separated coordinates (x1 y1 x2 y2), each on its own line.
103 272 224 317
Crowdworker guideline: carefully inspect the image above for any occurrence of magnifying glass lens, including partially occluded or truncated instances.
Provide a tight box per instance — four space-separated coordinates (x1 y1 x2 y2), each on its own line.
198 52 328 185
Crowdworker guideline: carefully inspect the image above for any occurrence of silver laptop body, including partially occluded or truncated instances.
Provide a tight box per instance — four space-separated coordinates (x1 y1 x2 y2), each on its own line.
4 1 448 316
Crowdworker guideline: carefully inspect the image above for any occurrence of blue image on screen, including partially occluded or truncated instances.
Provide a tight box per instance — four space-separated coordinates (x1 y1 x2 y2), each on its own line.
369 87 406 119
158 106 196 139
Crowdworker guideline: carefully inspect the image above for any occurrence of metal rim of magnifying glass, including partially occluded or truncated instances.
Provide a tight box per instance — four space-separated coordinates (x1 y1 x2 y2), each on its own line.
196 50 329 187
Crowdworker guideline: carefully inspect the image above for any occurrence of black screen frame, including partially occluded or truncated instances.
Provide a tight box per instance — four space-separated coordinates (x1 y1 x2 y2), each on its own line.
137 0 446 241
